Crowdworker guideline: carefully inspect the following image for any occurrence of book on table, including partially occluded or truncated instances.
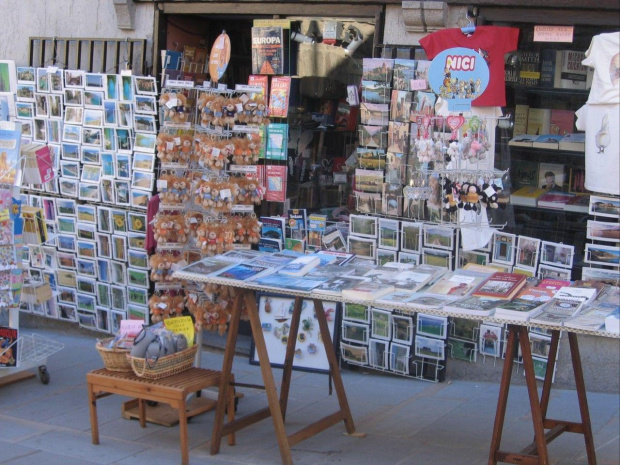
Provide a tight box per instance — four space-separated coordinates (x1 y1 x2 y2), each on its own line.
174 257 235 278
377 292 458 309
341 281 395 301
412 264 449 285
253 273 328 293
537 191 575 209
508 134 538 147
532 134 564 149
472 272 527 300
554 286 599 305
314 250 355 266
605 308 619 334
564 194 590 213
210 262 275 281
529 298 584 327
305 263 355 280
494 287 556 321
425 270 492 297
312 275 370 296
558 133 585 152
564 302 619 332
510 187 547 207
378 270 434 292
444 296 510 317
537 278 571 291
277 254 321 276
216 249 263 263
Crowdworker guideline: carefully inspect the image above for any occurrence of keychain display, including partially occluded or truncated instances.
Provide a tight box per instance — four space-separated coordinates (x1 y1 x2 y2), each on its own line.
149 252 184 282
195 220 235 255
159 91 191 125
152 213 188 244
185 294 231 335
235 177 264 205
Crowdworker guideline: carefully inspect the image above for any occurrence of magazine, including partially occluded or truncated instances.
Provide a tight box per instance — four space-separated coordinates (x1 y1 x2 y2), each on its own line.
0 325 18 367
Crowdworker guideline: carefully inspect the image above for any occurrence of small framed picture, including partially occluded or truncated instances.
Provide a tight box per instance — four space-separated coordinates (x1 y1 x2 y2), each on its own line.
112 235 127 261
127 249 149 269
76 223 96 241
133 114 157 133
584 243 620 267
78 182 101 202
376 248 397 266
134 76 158 95
85 73 105 91
492 231 516 265
449 338 477 362
57 234 77 252
540 241 574 269
16 102 35 119
81 165 101 183
62 142 81 160
370 308 391 341
398 251 420 266
422 247 452 270
62 124 82 143
96 307 111 333
83 108 104 127
530 356 555 382
32 118 47 142
117 102 133 128
111 209 127 234
100 178 115 204
76 276 97 295
479 324 502 357
457 249 489 269
417 313 448 340
134 95 157 114
127 267 149 289
77 293 96 312
115 153 131 179
589 195 620 219
35 68 50 93
57 251 77 270
57 269 77 287
17 118 33 138
378 218 399 251
347 236 376 260
103 127 116 151
77 258 98 278
341 321 369 344
77 309 98 330
134 132 157 153
515 236 541 270
103 100 117 126
84 90 104 108
77 240 97 259
114 180 131 206
130 189 151 210
97 282 111 307
343 302 369 323
64 88 84 106
34 93 48 117
131 170 154 191
101 152 116 177
96 233 112 258
110 261 127 285
349 214 378 238
81 146 101 165
368 339 389 369
46 120 62 144
16 84 36 102
58 303 77 322
97 207 113 233
392 315 414 345
132 152 155 172
400 221 422 253
57 216 77 234
127 233 146 250
127 286 148 306
390 342 411 374
581 266 620 286
423 225 455 250
82 127 102 146
340 342 368 366
60 160 80 179
121 75 134 101
116 128 133 153
17 66 35 85
586 220 620 243
106 74 119 100
529 332 553 360
64 70 85 88
97 258 111 283
512 266 536 277
538 263 572 281
58 286 78 304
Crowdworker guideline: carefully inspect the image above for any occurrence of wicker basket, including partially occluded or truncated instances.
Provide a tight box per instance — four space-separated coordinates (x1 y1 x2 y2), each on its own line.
128 344 198 380
96 338 133 372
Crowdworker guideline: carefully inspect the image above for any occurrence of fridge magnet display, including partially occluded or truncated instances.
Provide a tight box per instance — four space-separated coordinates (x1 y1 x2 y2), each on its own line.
589 195 620 218
343 303 370 324
341 321 369 344
584 243 620 267
378 218 399 251
392 314 414 345
540 241 574 268
586 220 620 243
390 342 411 374
96 233 111 258
370 307 391 341
492 231 516 265
416 313 448 340
64 89 83 106
515 236 541 270
76 276 96 295
479 324 502 357
400 221 422 253
368 339 389 369
350 214 378 238
341 342 368 366
422 247 452 270
76 223 96 241
127 267 149 289
414 335 444 361
377 249 397 266
538 264 572 281
58 286 77 304
449 338 477 362
347 235 376 260
423 225 454 250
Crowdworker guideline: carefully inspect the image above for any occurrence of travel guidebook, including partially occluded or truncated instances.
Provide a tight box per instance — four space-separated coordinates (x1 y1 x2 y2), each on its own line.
277 254 321 277
253 273 328 293
341 281 395 301
564 302 619 332
529 298 584 327
445 296 510 317
251 26 284 75
494 287 556 321
472 272 527 300
175 257 235 278
313 276 370 296
210 262 272 281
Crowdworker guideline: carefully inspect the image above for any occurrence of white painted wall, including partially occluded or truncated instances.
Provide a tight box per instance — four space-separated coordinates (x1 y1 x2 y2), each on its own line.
0 0 155 67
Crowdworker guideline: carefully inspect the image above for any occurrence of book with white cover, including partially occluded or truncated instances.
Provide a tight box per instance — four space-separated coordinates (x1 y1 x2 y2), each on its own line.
605 308 619 334
382 270 433 292
444 296 509 317
341 281 395 301
362 266 401 281
425 270 492 297
305 264 356 280
554 286 598 305
564 302 619 332
253 273 328 293
215 249 263 263
378 292 457 309
529 298 583 327
312 276 369 296
494 288 554 322
277 254 321 276
412 264 449 285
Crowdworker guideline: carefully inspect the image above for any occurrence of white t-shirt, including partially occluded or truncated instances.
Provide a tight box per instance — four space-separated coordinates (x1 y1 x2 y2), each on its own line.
575 103 620 196
582 32 620 105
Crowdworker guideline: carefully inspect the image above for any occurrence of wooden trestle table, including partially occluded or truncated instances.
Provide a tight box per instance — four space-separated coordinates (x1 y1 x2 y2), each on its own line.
174 267 618 465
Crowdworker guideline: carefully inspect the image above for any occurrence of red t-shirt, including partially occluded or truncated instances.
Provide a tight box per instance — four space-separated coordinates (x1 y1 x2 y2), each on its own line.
420 26 519 107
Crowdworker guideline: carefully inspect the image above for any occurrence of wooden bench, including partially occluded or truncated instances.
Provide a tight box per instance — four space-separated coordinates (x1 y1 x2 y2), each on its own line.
87 367 235 465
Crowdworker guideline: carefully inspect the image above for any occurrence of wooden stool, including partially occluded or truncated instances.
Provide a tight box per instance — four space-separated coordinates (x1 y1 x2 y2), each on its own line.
87 367 235 465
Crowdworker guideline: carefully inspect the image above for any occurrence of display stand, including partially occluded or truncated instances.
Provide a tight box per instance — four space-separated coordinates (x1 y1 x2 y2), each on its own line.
488 325 596 465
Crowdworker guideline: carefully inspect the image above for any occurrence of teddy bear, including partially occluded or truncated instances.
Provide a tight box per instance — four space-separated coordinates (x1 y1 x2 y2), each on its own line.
210 97 225 127
222 98 238 127
185 212 203 238
219 141 235 167
154 218 174 243
232 138 250 165
197 92 217 127
172 218 188 244
195 222 209 251
234 219 247 243
251 99 269 125
247 182 263 204
149 254 167 281
179 134 193 163
156 133 175 162
237 100 254 124
247 221 261 244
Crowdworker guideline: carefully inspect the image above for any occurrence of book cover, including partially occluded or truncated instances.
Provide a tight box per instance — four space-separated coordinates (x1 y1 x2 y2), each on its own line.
565 302 618 331
495 288 555 320
564 194 590 213
426 271 490 297
511 161 539 189
605 308 619 334
380 292 457 309
445 296 509 316
510 186 547 207
264 165 287 202
313 276 369 296
212 263 272 281
254 273 327 293
558 133 585 152
539 49 558 88
508 134 538 147
0 325 18 367
537 191 575 209
504 52 520 85
162 50 183 70
513 104 529 136
384 270 433 292
341 281 395 300
314 250 354 265
175 257 234 278
393 59 417 91
258 237 282 253
526 108 552 135
268 76 291 118
472 272 527 299
555 286 598 305
538 162 566 190
307 214 327 249
530 298 583 326
248 75 269 100
260 216 286 242
334 100 358 132
285 237 305 253
550 109 575 136
35 145 54 183
277 255 320 276
518 51 541 87
265 123 288 160
251 26 284 75
0 121 23 186
537 278 571 291
532 134 564 149
555 50 589 90
287 208 307 241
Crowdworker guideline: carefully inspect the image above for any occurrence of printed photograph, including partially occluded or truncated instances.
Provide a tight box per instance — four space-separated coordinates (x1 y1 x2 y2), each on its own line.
414 335 444 360
416 314 448 340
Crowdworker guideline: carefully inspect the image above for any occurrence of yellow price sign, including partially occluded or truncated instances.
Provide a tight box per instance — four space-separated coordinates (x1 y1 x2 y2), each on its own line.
164 316 195 347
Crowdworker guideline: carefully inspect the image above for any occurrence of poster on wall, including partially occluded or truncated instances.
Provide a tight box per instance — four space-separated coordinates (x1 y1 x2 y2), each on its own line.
250 293 339 373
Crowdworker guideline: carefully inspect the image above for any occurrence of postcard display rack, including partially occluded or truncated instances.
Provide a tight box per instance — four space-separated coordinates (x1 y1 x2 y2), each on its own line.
13 67 159 333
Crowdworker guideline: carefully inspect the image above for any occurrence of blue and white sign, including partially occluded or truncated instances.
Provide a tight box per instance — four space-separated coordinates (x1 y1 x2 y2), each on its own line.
428 47 490 111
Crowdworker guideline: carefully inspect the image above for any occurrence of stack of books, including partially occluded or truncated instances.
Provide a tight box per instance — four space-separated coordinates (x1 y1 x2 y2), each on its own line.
494 287 555 321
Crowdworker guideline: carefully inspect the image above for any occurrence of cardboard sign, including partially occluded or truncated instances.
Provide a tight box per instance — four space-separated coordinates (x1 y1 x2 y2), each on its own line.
534 25 574 43
164 316 195 347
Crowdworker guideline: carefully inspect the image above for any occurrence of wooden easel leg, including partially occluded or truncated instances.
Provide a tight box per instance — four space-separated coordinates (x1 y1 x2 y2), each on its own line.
179 399 189 465
568 333 597 465
279 296 303 420
539 330 561 419
245 291 293 465
488 324 518 465
519 327 550 465
88 384 100 445
211 293 243 456
313 299 356 435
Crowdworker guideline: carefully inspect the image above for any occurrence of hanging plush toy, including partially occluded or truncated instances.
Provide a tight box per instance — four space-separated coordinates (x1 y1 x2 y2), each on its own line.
480 183 500 209
442 177 458 213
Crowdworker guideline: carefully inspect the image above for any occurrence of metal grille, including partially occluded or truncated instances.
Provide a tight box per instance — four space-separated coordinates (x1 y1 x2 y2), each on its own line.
29 37 148 75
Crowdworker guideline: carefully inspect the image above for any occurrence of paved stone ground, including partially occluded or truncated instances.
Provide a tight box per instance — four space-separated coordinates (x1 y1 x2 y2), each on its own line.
0 328 618 465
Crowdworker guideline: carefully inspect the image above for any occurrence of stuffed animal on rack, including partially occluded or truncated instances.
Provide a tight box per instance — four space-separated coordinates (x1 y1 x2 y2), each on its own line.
458 182 481 211
149 254 168 282
442 177 458 213
236 100 254 124
232 138 250 165
178 135 193 163
210 97 225 127
156 132 176 162
222 98 239 127
185 212 204 238
149 293 185 322
479 183 500 209
197 92 217 127
153 217 175 243
251 98 270 125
